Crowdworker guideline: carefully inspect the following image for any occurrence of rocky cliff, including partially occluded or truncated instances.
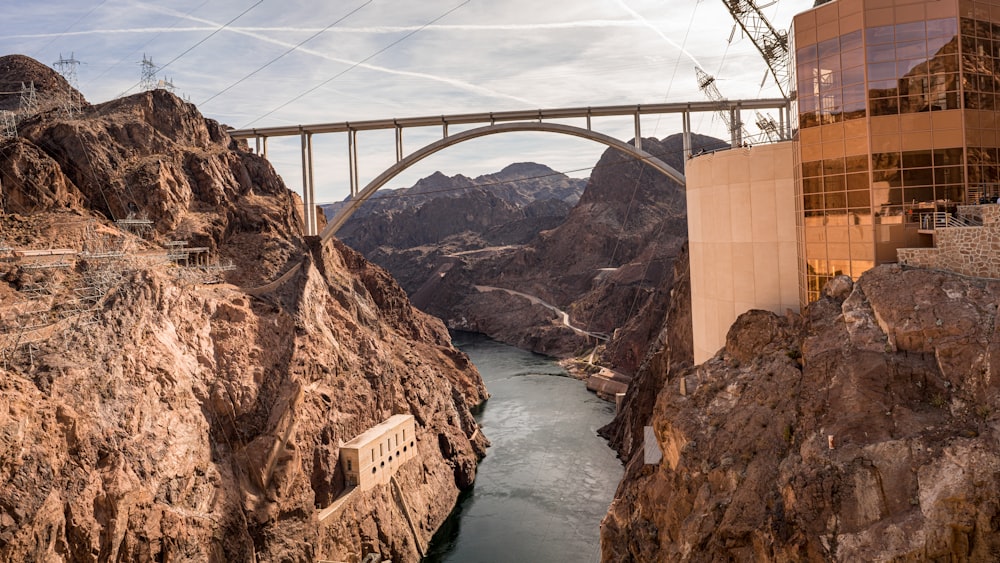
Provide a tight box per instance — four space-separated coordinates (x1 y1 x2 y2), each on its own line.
0 56 487 562
331 163 585 294
410 134 725 367
601 265 1000 561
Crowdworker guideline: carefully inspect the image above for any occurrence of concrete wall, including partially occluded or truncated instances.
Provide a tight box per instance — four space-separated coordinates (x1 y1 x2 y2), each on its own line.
341 414 417 491
898 205 1000 278
687 141 800 364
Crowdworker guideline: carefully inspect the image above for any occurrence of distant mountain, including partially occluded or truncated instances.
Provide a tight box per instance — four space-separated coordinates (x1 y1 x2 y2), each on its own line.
407 132 728 364
327 162 587 255
331 132 729 369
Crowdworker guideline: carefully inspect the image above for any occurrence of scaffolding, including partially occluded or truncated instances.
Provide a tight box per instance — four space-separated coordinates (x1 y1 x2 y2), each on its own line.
1 110 16 139
0 226 135 368
114 216 154 238
19 82 38 115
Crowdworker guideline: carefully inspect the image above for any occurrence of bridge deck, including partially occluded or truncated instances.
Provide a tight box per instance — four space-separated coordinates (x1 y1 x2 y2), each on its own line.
228 98 789 138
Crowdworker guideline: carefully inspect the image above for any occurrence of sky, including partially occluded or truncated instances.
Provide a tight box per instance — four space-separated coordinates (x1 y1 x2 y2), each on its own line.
1 0 815 204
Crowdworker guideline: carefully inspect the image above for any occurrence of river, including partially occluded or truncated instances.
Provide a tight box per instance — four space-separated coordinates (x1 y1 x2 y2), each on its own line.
423 332 623 563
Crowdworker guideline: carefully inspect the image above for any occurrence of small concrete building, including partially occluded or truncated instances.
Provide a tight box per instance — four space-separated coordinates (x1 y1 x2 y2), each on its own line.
340 414 417 491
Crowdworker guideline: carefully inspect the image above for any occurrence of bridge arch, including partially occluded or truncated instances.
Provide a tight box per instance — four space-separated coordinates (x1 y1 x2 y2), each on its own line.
319 122 685 242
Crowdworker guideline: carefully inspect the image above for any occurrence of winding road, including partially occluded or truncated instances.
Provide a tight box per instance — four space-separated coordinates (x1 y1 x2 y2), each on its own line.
473 285 608 341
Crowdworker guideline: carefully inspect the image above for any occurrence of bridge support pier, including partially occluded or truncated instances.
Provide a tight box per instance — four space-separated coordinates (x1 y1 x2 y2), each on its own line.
395 124 403 163
254 135 269 159
300 131 317 236
730 107 743 147
348 129 359 198
682 111 692 160
633 111 642 152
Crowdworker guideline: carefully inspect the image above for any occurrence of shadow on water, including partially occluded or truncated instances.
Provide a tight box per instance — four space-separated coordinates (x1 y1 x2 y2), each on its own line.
422 487 475 562
422 331 621 563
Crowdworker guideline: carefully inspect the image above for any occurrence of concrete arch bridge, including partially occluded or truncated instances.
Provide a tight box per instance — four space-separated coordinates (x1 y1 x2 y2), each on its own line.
227 98 790 239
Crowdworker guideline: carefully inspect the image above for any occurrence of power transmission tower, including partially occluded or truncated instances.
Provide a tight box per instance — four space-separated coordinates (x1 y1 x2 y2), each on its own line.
695 66 745 146
53 54 84 117
53 53 82 90
157 76 177 93
139 55 158 91
19 82 38 115
721 0 790 97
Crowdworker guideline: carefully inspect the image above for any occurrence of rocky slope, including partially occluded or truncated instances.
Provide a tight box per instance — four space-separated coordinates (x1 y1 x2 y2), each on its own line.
598 242 693 460
331 163 585 294
0 55 85 113
410 134 726 367
601 265 1000 561
0 56 487 562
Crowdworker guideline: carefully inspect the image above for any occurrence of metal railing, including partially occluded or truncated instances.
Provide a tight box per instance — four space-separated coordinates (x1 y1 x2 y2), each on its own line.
919 212 983 230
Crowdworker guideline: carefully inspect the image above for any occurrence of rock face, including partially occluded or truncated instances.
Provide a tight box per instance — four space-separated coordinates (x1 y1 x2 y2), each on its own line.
601 264 1000 562
598 243 693 460
419 134 725 367
0 54 85 113
0 56 486 562
342 134 725 369
332 163 586 293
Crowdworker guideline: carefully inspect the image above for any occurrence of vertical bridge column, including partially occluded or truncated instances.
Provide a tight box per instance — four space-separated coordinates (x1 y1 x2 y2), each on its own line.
307 132 316 235
394 123 403 163
348 128 359 198
255 135 269 159
300 131 316 236
682 110 692 160
633 110 642 152
730 106 742 147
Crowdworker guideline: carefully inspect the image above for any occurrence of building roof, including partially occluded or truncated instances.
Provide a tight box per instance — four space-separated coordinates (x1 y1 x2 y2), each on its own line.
342 414 414 449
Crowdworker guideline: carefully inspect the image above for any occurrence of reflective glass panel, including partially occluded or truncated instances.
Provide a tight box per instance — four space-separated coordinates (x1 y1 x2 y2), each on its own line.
841 30 862 51
797 44 817 63
817 37 840 59
823 157 845 175
825 175 846 192
867 43 896 63
902 150 933 168
926 18 958 39
866 25 894 45
843 66 865 86
896 40 928 60
847 172 869 190
895 21 927 43
868 62 898 81
847 190 871 207
846 155 869 172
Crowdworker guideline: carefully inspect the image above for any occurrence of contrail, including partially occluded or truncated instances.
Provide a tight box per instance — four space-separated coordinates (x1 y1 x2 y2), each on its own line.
5 19 661 40
610 0 703 69
131 2 538 109
5 27 215 39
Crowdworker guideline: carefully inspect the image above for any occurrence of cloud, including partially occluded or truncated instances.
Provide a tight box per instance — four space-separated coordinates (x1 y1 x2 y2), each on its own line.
609 0 703 69
129 1 540 118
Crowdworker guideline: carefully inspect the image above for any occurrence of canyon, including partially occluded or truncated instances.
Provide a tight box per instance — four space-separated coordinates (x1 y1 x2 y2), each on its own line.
3 49 1000 563
335 133 727 377
0 55 485 561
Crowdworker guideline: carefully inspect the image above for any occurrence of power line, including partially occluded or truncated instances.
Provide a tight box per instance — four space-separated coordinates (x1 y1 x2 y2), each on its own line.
34 0 109 57
117 0 265 98
200 0 373 107
242 0 472 128
84 0 212 89
317 139 711 205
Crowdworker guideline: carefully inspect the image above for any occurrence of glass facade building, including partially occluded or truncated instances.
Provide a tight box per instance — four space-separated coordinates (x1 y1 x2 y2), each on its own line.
792 0 1000 302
